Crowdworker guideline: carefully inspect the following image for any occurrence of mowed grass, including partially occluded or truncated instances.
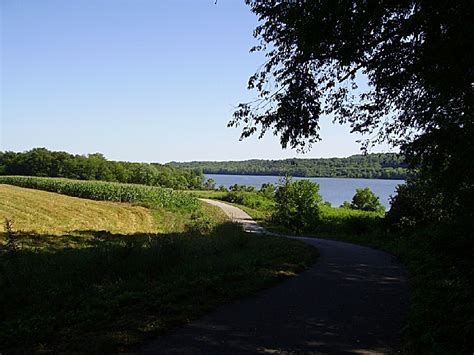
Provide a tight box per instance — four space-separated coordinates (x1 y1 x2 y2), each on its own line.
0 184 159 236
0 184 318 353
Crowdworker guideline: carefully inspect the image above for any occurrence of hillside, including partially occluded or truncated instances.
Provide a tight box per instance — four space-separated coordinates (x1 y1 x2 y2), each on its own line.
0 182 316 352
168 153 408 180
0 184 159 236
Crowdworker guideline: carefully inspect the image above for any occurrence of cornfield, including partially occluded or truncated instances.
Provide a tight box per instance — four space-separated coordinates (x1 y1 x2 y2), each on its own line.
0 176 198 210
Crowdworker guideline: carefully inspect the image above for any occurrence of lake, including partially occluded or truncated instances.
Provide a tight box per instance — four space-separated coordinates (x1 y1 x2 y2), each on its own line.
204 174 404 209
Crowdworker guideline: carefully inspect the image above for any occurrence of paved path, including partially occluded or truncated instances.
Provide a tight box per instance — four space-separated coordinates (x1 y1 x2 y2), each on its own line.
200 198 267 234
141 199 410 354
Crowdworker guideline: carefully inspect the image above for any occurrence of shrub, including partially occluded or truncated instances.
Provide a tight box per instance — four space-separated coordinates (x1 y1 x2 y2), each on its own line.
385 179 451 231
316 204 382 235
221 190 273 210
222 191 247 205
340 201 351 209
203 178 216 190
229 184 256 192
274 177 322 232
259 183 275 200
3 219 19 254
350 187 385 213
186 212 216 234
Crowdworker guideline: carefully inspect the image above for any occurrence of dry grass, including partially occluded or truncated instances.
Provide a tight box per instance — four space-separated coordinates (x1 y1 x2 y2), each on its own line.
0 184 159 235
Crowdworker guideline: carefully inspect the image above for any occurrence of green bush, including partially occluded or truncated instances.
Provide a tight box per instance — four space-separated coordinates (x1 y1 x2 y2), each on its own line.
259 183 275 200
218 184 276 210
221 190 273 210
0 176 198 210
222 190 247 205
273 177 322 232
340 200 352 209
350 187 385 213
315 204 381 235
386 179 448 231
203 178 216 190
229 184 256 192
186 211 216 234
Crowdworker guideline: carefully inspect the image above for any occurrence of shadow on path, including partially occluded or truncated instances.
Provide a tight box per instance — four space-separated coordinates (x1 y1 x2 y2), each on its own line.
141 201 410 354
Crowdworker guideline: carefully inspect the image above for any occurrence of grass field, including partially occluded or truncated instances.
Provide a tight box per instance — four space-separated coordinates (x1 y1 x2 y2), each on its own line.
0 184 318 352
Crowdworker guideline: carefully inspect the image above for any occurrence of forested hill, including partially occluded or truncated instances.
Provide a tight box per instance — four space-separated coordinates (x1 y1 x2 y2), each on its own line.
168 153 408 180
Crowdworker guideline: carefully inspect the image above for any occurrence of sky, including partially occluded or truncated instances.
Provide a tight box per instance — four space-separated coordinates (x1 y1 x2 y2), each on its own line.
1 0 393 163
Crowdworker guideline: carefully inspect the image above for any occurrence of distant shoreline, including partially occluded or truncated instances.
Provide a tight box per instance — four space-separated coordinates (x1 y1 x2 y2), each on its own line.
203 172 406 181
168 153 408 180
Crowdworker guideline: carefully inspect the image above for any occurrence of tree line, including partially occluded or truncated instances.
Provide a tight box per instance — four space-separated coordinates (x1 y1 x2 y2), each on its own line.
0 148 203 190
168 153 407 180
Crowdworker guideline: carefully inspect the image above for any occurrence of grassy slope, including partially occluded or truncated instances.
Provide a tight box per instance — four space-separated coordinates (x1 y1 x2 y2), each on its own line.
0 185 318 353
0 184 159 235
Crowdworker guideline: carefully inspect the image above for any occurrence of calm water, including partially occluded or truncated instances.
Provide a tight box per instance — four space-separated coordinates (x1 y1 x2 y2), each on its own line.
205 174 404 209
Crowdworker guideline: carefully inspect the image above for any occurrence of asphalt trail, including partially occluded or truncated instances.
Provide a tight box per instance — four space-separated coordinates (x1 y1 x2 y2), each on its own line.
141 199 409 354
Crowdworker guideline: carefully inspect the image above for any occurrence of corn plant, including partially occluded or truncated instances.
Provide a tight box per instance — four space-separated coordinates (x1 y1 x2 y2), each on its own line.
0 176 198 210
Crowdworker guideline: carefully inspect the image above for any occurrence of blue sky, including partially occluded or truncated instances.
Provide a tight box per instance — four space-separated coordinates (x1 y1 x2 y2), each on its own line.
1 0 391 163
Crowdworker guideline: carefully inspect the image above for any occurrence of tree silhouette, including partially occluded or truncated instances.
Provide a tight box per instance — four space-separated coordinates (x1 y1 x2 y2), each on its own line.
230 0 473 225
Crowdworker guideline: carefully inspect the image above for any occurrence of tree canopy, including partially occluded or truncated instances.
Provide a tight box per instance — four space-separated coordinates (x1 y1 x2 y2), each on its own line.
230 0 473 226
231 0 472 149
351 187 385 213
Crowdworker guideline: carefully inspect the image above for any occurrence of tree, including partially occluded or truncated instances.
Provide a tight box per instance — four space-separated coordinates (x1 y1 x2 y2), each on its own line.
203 178 216 190
350 188 385 213
259 183 275 199
229 0 473 226
340 201 352 209
274 177 322 231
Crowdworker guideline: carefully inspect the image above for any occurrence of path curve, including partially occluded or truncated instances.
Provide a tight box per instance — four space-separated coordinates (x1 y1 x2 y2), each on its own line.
141 199 410 354
200 198 267 234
